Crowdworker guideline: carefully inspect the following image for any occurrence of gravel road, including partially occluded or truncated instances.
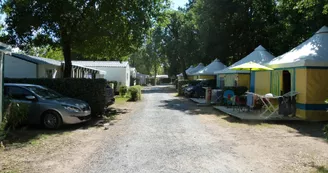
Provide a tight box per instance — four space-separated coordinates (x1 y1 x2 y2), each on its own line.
77 86 243 173
2 85 327 173
74 85 328 173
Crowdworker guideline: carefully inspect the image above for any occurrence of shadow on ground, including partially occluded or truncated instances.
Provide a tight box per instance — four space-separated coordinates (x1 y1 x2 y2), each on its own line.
142 85 177 95
160 97 328 139
2 107 129 149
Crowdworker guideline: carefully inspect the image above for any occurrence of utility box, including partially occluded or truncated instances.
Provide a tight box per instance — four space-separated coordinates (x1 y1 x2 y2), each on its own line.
204 87 212 104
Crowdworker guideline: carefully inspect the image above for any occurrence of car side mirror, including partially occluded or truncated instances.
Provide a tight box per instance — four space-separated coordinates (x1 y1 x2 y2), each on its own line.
26 95 37 101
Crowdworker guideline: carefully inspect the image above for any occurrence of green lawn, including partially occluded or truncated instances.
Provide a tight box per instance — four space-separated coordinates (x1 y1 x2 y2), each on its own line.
114 96 130 104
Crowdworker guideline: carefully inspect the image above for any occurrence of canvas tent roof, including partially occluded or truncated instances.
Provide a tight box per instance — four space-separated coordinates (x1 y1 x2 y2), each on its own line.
194 59 226 75
215 45 275 74
177 65 194 77
267 26 328 68
189 63 205 75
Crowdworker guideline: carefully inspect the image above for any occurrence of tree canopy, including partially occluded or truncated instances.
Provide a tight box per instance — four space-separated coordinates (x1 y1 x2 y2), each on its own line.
130 0 328 79
1 0 168 77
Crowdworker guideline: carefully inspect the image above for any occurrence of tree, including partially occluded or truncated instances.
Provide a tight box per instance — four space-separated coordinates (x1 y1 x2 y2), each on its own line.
161 10 203 79
25 46 64 60
1 0 167 77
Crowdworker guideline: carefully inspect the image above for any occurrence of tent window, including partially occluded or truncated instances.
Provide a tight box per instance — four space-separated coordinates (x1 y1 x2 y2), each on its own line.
282 70 291 95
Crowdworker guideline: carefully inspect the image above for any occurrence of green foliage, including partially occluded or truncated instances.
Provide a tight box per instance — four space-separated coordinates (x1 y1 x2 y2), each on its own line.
2 102 29 130
119 86 128 97
25 46 64 60
324 125 328 139
223 86 249 96
4 78 107 116
0 102 29 141
129 85 142 101
142 0 328 78
1 0 169 77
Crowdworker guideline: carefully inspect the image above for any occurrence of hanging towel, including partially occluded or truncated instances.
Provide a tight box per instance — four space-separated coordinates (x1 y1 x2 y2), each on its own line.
247 93 253 107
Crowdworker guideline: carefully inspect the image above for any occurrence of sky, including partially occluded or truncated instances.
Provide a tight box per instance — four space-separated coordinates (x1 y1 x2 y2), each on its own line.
171 0 189 9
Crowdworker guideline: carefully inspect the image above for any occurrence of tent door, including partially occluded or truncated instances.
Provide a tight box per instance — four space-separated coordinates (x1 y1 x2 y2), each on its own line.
282 70 291 95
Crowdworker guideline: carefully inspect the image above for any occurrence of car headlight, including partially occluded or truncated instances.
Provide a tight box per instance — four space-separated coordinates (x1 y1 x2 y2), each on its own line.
63 105 81 113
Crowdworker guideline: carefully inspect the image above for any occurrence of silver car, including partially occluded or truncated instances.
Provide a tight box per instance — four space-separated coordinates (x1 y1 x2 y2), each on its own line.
4 83 91 129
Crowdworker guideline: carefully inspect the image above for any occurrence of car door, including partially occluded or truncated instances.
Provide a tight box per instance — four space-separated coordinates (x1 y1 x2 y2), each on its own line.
5 86 40 124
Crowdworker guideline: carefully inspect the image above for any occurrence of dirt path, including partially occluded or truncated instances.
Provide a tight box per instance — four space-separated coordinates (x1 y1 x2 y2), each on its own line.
1 85 328 173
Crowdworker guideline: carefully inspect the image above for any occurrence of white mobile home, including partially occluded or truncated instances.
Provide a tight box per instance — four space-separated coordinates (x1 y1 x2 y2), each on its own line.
5 53 104 79
5 53 62 78
73 61 131 86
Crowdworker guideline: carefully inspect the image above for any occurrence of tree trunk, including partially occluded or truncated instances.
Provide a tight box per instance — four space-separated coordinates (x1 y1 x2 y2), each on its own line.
154 64 158 86
180 56 188 80
62 43 72 78
61 31 72 78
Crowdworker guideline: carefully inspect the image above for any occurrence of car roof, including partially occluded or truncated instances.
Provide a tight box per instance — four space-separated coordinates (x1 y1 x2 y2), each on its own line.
4 83 45 88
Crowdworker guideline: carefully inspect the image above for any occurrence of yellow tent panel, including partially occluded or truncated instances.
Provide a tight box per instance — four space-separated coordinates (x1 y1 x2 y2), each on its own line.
197 75 215 80
295 69 307 104
306 69 328 104
255 71 270 95
238 74 250 88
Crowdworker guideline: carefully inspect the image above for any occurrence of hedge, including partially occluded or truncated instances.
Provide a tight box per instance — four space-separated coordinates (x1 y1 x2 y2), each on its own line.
4 78 107 116
129 85 142 101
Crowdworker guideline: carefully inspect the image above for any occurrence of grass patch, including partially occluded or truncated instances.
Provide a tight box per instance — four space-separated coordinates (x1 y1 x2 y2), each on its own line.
1 129 71 150
115 96 130 104
0 169 20 173
28 134 50 146
315 166 328 173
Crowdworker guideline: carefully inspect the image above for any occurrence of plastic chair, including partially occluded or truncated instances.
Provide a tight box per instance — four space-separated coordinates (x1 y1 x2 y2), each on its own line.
223 90 235 107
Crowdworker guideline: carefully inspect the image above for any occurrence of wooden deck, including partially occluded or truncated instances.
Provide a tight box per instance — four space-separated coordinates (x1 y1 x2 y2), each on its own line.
213 106 303 121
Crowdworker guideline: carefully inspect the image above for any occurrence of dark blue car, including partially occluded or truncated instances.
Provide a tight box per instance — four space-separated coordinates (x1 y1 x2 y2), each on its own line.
184 80 216 98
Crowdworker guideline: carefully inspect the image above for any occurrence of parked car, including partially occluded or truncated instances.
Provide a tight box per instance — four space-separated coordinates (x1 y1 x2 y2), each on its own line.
4 83 91 129
184 80 217 98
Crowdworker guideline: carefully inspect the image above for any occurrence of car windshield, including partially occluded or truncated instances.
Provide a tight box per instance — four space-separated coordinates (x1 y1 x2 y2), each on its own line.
27 86 63 99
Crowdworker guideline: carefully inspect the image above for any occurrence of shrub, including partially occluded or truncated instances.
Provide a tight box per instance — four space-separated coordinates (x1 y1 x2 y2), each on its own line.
2 102 29 130
324 125 328 139
119 86 128 97
129 85 142 101
4 78 107 116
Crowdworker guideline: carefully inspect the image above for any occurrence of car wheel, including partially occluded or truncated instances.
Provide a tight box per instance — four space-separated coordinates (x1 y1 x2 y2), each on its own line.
42 111 62 129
